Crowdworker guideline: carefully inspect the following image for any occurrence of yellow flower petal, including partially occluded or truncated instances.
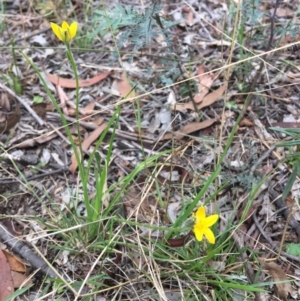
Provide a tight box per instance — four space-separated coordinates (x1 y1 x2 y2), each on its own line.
50 22 64 42
203 227 216 244
204 214 219 227
61 21 69 30
194 225 204 241
195 206 206 220
69 22 78 39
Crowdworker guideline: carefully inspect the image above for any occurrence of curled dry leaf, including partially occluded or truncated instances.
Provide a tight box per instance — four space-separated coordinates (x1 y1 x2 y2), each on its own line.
3 250 27 273
239 118 253 127
0 94 21 134
31 102 47 118
117 72 136 99
161 118 217 140
57 85 71 116
167 233 191 247
271 122 300 128
16 132 58 148
45 72 110 88
258 258 294 301
194 65 214 104
172 83 227 112
0 248 14 300
183 7 194 26
11 271 33 288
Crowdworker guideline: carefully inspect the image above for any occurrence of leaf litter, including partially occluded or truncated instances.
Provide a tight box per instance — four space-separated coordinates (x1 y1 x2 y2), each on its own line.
1 0 300 300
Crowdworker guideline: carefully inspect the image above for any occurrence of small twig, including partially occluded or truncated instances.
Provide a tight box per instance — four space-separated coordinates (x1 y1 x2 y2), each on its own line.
0 83 44 126
0 166 68 185
266 0 280 51
253 211 276 247
277 207 294 260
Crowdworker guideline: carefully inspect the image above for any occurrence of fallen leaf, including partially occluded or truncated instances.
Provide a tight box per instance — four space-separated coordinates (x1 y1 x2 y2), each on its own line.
198 83 227 110
239 118 253 127
69 122 107 176
258 258 293 301
271 122 300 128
167 234 190 247
271 7 294 17
68 100 97 120
82 100 96 116
0 98 21 134
57 85 70 116
16 133 57 148
161 118 217 140
194 65 214 103
172 83 227 112
46 72 110 88
92 117 104 126
186 8 194 26
31 102 47 118
3 250 26 273
0 248 14 300
117 72 136 99
11 271 32 288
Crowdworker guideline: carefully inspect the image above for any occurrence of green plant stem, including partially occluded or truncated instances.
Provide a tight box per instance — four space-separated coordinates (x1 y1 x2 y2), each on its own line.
66 44 83 158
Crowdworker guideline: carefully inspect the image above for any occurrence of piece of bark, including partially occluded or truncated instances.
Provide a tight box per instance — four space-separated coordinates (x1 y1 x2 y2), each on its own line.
0 223 57 278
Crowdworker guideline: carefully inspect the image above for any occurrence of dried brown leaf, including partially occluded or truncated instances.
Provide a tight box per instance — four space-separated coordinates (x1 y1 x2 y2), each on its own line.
161 119 217 140
46 72 110 88
11 271 32 288
117 72 136 98
82 100 96 116
194 65 214 103
167 234 190 247
171 83 226 112
3 250 26 273
198 83 227 110
16 133 57 148
272 7 294 17
57 85 70 116
0 101 21 134
258 258 293 301
1 93 11 111
271 122 300 128
239 118 253 127
186 9 194 26
0 248 14 300
31 102 47 118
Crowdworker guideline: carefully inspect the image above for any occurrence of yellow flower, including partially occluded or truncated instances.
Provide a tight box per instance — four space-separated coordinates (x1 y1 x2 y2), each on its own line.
193 206 219 244
50 21 78 44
